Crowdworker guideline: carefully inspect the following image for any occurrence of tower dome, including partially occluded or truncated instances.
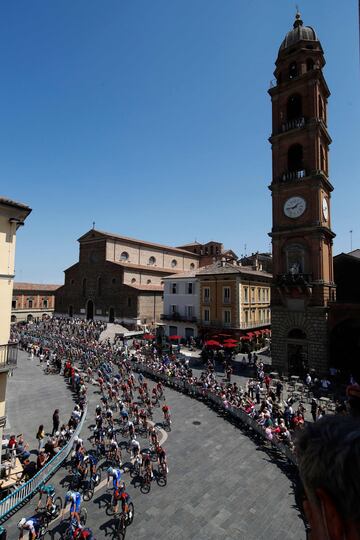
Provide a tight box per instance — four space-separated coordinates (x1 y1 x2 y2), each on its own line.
279 11 318 52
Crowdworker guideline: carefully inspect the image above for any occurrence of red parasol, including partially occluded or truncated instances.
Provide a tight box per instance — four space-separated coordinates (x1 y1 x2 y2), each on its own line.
240 336 250 341
143 333 155 340
224 338 238 344
204 340 221 348
223 342 238 349
169 335 182 341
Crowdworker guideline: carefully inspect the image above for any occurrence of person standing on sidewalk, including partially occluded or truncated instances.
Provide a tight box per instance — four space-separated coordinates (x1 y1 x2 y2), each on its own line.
52 409 60 436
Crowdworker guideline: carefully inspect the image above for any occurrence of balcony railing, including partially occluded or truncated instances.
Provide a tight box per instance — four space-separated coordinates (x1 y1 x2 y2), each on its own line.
198 319 271 330
0 342 18 371
280 169 308 182
276 273 313 288
281 117 305 133
160 314 197 323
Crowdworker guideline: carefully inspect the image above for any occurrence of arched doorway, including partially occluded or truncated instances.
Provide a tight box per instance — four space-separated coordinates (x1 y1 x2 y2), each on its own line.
86 300 94 320
109 307 115 323
69 305 73 317
27 314 33 322
287 328 308 375
330 319 360 380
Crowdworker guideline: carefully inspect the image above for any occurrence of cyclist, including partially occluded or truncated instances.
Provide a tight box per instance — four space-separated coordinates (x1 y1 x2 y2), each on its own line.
35 483 56 514
157 381 163 397
107 466 122 491
17 517 41 540
149 427 158 449
120 490 133 521
128 420 135 439
112 481 126 513
142 452 153 480
86 453 98 483
157 445 167 474
108 437 122 465
131 438 141 460
63 490 82 526
73 527 94 539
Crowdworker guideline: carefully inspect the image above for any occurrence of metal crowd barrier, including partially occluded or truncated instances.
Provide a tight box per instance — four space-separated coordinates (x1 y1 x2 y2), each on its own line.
0 405 87 521
133 361 297 466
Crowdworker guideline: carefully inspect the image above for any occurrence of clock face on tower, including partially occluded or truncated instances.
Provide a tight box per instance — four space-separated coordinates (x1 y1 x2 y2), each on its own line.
283 196 306 219
322 197 329 221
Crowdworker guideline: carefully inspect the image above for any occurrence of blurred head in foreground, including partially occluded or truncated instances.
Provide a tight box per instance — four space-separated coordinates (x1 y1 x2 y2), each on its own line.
296 415 360 540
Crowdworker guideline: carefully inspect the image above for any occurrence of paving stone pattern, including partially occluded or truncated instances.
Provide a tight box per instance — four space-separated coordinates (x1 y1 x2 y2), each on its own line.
4 350 305 539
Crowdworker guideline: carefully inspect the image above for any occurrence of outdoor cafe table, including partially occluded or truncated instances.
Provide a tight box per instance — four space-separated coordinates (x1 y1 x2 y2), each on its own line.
0 457 23 491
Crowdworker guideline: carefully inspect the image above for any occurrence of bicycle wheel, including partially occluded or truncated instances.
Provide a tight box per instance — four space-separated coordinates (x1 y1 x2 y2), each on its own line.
80 507 88 526
127 502 135 525
94 469 102 486
115 514 126 540
53 496 63 518
83 485 94 502
38 524 48 539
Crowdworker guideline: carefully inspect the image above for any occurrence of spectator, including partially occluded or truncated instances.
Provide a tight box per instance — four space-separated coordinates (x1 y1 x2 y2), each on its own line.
36 424 45 451
296 415 360 540
52 409 60 436
311 399 318 422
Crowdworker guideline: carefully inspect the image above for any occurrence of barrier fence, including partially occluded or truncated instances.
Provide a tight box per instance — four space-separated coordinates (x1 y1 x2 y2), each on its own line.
133 362 297 466
0 405 87 521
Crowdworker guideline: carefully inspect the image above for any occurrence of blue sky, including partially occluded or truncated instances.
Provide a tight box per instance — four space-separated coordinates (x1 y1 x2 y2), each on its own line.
2 0 359 283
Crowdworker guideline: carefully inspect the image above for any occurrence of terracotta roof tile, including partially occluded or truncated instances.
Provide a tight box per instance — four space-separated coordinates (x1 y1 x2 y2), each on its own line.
13 282 61 292
126 283 164 292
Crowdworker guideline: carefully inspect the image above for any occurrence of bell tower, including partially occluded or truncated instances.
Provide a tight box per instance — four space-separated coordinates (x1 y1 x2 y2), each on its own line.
268 12 336 374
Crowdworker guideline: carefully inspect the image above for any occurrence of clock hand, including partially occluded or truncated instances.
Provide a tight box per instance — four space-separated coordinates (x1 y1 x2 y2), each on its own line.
290 203 299 210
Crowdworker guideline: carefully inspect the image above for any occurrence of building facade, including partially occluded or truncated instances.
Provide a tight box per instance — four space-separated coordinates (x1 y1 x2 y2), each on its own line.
0 197 31 466
161 271 199 338
55 229 199 326
269 12 336 374
196 261 272 338
11 283 60 323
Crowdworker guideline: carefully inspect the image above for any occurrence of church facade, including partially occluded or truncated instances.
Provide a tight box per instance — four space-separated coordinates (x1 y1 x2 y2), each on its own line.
268 12 336 374
55 229 199 326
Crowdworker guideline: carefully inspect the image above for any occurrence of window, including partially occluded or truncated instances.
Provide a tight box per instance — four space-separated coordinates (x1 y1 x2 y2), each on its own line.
171 259 177 268
148 256 156 265
71 279 74 286
131 278 136 284
286 244 306 274
287 94 302 121
223 287 231 303
97 277 102 296
203 287 210 302
43 299 48 308
288 144 303 172
224 310 231 324
190 263 195 270
120 251 129 261
258 289 261 302
318 95 324 120
147 279 152 284
171 283 177 294
244 310 249 323
12 300 16 309
320 145 327 174
251 288 255 303
82 278 86 297
186 306 193 319
28 299 33 308
112 278 116 284
171 305 177 314
203 308 210 323
244 287 249 303
289 61 298 79
187 282 193 294
127 297 132 307
306 58 314 71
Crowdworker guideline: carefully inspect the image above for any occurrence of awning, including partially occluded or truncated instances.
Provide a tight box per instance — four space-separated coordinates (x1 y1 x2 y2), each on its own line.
247 332 255 338
204 340 221 348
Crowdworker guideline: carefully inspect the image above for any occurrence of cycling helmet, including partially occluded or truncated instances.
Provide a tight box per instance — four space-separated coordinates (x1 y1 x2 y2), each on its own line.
17 518 26 528
66 490 75 500
107 467 114 475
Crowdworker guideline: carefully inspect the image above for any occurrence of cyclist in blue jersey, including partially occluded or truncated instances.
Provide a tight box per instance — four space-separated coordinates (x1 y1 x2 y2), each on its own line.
62 490 82 526
107 466 121 490
17 516 40 540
